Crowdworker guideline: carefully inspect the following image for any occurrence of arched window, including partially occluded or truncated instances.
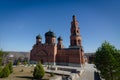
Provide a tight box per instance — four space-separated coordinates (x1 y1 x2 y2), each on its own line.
74 40 76 45
78 39 81 44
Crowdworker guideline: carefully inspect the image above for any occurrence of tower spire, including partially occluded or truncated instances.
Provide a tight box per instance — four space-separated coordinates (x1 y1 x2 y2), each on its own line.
70 15 82 48
72 15 76 21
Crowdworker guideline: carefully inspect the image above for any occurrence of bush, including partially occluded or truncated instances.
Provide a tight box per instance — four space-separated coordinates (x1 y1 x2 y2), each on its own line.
33 62 45 79
24 61 27 65
0 62 13 78
7 62 13 73
20 69 24 72
16 60 20 66
1 65 10 78
31 70 33 73
0 67 2 77
50 72 54 77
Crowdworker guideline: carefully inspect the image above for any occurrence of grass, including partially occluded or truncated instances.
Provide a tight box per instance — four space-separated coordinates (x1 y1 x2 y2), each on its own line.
0 65 52 80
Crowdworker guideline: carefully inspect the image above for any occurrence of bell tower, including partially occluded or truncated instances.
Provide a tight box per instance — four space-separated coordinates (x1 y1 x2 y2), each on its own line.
70 15 82 48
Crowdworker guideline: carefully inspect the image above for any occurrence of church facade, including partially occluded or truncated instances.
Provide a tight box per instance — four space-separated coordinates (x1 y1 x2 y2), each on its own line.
30 15 85 67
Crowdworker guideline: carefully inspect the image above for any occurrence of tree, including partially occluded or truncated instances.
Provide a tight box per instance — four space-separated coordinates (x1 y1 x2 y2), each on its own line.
95 41 120 80
1 65 10 78
0 67 2 77
24 60 27 65
33 62 45 79
0 50 5 66
7 62 13 73
16 60 20 65
0 50 8 66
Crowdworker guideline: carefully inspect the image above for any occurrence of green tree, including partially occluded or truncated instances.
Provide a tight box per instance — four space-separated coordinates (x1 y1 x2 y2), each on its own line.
16 60 20 65
33 62 45 79
7 62 13 73
0 67 2 77
1 65 10 78
95 41 120 80
0 50 4 66
0 50 8 66
24 60 27 65
0 50 3 66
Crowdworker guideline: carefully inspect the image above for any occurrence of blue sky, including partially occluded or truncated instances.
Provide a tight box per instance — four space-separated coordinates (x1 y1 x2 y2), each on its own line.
0 0 120 52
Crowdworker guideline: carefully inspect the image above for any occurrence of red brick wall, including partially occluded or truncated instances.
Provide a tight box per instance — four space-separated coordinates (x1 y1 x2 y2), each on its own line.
30 43 57 63
57 48 82 64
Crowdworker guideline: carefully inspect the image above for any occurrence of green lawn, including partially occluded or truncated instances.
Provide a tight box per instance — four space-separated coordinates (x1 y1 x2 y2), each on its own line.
0 66 51 80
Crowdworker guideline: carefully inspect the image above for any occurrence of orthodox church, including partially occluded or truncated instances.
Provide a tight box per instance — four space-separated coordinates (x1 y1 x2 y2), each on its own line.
30 15 85 67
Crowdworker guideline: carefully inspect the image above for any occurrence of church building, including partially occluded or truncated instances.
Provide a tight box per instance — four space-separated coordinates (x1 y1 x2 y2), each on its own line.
30 15 85 67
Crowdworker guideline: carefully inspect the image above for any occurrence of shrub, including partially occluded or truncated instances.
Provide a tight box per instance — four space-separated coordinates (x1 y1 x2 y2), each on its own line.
20 69 24 72
31 70 33 73
50 72 54 77
7 62 13 73
0 62 13 78
1 65 10 78
24 61 27 65
33 62 45 79
0 67 2 77
16 60 20 66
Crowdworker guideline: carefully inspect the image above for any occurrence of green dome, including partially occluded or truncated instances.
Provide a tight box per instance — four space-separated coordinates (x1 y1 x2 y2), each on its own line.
58 36 63 41
36 34 42 39
45 30 56 37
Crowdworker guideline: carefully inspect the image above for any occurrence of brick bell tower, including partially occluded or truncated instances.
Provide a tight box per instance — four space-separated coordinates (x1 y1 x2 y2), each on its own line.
70 15 82 48
69 15 85 64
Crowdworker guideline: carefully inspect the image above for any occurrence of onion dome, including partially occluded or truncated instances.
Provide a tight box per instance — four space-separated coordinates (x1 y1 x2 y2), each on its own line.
45 30 56 37
57 36 63 41
36 34 42 39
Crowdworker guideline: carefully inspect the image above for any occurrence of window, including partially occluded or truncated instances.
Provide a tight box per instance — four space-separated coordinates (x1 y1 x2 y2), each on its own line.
74 40 76 45
74 30 76 34
78 40 81 44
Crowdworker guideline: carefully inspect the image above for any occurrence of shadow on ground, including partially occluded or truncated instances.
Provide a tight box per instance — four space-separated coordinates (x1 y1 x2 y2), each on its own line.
94 71 101 80
16 76 33 79
16 76 49 80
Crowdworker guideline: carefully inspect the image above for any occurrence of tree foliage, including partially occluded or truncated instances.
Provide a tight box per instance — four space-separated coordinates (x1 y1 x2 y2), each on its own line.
95 41 120 80
0 67 2 77
0 50 8 66
33 62 45 79
0 50 4 57
0 65 10 78
0 62 13 78
24 60 27 65
7 62 13 73
0 50 4 66
16 60 20 65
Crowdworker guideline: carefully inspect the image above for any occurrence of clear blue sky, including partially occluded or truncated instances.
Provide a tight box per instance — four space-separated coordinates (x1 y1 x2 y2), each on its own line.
0 0 120 52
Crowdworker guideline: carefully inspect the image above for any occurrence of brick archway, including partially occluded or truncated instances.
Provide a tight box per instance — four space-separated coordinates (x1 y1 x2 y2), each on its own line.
36 50 48 64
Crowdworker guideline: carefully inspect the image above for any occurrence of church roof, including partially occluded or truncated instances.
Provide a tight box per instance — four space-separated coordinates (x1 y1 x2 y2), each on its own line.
36 34 42 39
45 30 56 37
57 36 63 41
